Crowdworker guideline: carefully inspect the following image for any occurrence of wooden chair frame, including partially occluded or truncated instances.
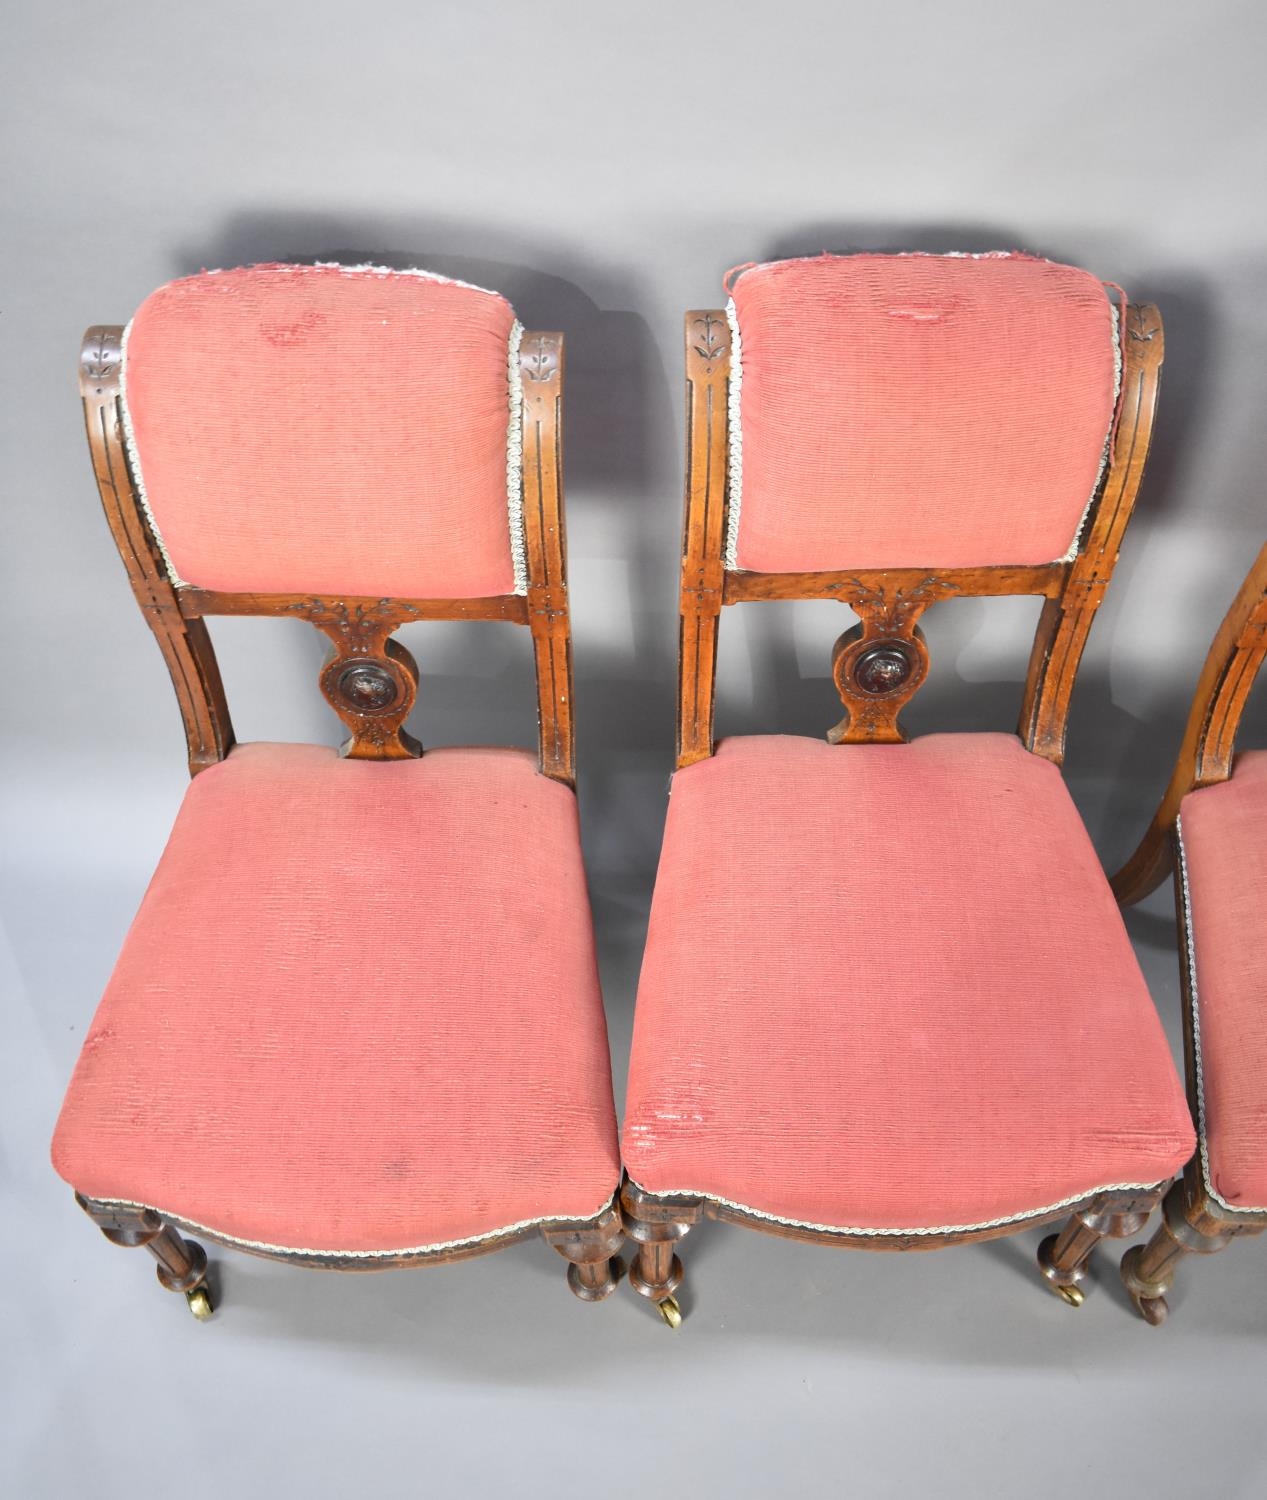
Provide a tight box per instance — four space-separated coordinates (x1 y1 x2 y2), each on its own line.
74 325 622 1317
1112 542 1267 1323
623 301 1171 1326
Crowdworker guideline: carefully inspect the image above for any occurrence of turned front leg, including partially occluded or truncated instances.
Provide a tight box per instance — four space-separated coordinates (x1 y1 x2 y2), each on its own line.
621 1179 701 1328
76 1194 214 1319
1037 1191 1160 1306
1119 1178 1247 1326
541 1201 626 1303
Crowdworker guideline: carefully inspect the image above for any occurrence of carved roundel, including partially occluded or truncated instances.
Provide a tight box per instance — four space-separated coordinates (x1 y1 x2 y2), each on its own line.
833 632 927 702
320 653 410 718
852 640 918 697
336 661 399 712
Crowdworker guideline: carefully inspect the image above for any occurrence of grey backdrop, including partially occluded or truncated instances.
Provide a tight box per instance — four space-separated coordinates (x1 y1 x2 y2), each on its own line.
4 3 1266 1496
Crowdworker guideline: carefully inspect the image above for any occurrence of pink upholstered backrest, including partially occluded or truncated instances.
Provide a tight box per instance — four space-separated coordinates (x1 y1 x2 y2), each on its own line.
122 264 524 598
725 253 1122 572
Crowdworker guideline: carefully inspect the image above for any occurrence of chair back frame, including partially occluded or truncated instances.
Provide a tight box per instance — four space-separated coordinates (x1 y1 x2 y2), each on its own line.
80 325 578 785
676 302 1165 770
1113 540 1267 904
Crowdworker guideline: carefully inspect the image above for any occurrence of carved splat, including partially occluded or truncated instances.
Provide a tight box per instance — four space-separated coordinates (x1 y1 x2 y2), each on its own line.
286 597 423 760
827 575 957 743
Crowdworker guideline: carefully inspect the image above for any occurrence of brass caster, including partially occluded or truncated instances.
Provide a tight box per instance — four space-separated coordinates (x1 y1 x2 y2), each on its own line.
186 1286 214 1321
1055 1283 1085 1308
656 1296 682 1330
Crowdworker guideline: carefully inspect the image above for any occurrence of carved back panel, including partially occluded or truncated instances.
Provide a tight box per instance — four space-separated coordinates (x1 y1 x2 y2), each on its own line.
677 298 1164 769
81 321 577 783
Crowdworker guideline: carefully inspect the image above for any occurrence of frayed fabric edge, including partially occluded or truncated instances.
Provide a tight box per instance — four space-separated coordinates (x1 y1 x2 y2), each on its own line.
1176 816 1267 1217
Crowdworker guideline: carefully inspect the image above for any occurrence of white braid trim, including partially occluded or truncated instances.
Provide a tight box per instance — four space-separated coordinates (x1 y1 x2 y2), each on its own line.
722 297 743 569
83 1193 619 1260
1176 816 1267 1216
626 1177 1162 1238
1061 299 1123 562
506 319 527 593
118 318 185 587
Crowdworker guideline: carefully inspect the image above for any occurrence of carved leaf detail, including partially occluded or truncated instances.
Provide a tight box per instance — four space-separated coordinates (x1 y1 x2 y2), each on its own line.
845 575 955 632
692 314 727 362
522 337 560 382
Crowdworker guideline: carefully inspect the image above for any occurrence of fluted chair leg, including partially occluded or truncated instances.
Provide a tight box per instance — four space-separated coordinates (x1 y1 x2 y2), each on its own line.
1037 1189 1161 1307
1119 1178 1246 1325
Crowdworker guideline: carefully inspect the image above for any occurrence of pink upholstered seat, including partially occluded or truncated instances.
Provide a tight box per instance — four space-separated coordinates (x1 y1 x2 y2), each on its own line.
623 734 1193 1232
123 263 523 598
726 253 1120 572
52 744 620 1255
1178 751 1267 1212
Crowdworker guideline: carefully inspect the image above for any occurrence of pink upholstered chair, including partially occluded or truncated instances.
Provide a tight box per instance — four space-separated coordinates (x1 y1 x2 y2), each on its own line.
621 253 1195 1327
1113 542 1267 1323
53 264 622 1319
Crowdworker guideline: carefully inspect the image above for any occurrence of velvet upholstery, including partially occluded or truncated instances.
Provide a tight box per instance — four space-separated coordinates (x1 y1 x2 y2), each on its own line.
123 264 522 598
1179 751 1267 1211
52 744 620 1254
623 734 1193 1231
726 253 1120 573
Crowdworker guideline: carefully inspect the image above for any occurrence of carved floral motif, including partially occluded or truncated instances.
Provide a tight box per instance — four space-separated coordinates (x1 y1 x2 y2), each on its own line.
691 314 728 364
285 597 418 655
521 336 560 383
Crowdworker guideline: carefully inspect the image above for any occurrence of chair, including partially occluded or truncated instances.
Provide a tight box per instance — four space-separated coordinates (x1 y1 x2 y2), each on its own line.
1113 543 1267 1323
52 263 622 1319
621 252 1195 1327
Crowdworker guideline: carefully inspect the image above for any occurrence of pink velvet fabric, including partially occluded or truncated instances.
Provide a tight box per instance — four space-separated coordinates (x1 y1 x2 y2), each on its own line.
623 735 1193 1230
1180 752 1267 1210
52 745 620 1252
124 265 519 597
728 254 1120 572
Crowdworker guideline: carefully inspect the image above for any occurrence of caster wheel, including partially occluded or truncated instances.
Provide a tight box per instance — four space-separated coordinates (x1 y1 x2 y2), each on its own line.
186 1286 214 1321
1133 1294 1168 1327
657 1295 683 1330
1120 1248 1169 1326
1037 1231 1086 1307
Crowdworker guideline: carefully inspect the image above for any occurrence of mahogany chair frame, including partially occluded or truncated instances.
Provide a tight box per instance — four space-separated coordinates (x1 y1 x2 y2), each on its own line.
623 301 1171 1326
74 325 623 1317
1112 542 1267 1324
